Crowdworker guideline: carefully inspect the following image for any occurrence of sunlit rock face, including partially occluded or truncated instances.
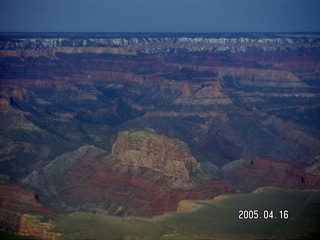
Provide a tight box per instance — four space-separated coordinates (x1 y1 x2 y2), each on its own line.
112 129 201 182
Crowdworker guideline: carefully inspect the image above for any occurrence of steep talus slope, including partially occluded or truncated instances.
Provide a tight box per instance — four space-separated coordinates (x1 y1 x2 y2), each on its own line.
22 145 108 191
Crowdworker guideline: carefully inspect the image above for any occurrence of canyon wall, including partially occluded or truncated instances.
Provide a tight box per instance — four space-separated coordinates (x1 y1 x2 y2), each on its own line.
21 129 235 217
1 32 320 235
1 33 319 177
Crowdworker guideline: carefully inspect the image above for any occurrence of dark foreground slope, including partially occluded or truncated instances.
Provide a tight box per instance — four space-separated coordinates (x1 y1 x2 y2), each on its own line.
18 188 320 240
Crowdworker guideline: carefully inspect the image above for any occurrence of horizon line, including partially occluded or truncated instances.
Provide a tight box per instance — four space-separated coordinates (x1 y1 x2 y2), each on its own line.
1 31 320 36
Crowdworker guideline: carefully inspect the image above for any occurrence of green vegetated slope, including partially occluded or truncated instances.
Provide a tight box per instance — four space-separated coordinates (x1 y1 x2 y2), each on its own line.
39 187 320 240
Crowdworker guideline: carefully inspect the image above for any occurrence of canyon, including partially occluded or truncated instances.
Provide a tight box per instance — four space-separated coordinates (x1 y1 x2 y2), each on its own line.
0 32 320 237
22 129 235 217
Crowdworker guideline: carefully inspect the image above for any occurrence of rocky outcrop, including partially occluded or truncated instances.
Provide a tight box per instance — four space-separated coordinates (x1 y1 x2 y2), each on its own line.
53 158 221 217
305 156 320 176
224 156 320 192
0 98 10 112
21 130 235 217
52 156 234 217
18 214 60 240
111 129 201 183
0 180 57 233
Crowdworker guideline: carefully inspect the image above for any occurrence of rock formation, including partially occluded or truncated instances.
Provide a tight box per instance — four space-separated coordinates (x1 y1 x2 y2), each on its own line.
22 145 108 191
0 180 57 233
305 156 320 176
223 156 320 192
18 214 60 240
21 129 235 217
111 129 201 183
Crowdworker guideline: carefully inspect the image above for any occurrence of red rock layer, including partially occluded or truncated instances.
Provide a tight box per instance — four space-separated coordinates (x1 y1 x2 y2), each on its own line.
0 180 57 232
224 156 320 192
56 156 235 217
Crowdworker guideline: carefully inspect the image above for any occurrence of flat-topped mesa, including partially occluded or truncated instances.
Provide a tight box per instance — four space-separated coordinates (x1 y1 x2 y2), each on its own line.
1 33 319 57
111 129 201 182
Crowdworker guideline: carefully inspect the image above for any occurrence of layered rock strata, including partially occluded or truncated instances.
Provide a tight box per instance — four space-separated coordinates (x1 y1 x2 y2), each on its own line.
22 145 108 191
1 33 319 174
224 156 320 192
0 180 57 232
22 129 235 217
111 129 201 184
1 33 319 57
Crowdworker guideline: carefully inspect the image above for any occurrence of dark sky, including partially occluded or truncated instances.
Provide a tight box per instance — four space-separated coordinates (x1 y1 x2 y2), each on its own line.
1 0 320 32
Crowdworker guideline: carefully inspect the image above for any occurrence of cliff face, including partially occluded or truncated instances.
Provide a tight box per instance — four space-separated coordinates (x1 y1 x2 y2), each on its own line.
22 129 235 217
111 129 201 183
